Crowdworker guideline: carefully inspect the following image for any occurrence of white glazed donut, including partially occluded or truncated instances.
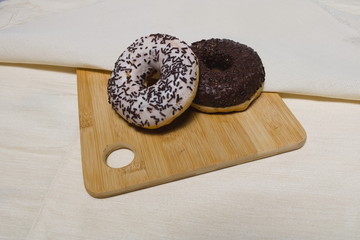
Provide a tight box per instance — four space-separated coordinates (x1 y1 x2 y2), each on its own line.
108 34 199 129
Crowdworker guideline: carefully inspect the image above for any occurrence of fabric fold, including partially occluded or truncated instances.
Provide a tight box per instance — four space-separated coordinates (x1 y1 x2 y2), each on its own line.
0 0 359 99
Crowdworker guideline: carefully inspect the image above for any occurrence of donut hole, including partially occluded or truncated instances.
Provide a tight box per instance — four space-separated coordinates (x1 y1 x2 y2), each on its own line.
144 70 161 87
203 53 233 72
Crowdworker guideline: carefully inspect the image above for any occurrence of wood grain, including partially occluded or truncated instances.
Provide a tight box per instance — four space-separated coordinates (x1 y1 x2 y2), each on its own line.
77 69 306 198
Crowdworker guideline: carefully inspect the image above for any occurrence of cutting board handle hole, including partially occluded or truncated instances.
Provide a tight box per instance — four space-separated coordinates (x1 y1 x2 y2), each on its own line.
106 147 135 168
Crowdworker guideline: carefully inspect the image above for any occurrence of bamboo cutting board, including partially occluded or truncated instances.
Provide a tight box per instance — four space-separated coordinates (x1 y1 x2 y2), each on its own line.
77 69 306 198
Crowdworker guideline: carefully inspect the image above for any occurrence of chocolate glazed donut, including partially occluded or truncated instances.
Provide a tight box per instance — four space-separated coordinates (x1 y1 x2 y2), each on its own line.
190 38 265 113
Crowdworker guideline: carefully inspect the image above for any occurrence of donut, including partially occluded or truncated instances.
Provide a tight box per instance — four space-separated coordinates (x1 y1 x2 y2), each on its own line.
190 38 265 113
107 34 199 129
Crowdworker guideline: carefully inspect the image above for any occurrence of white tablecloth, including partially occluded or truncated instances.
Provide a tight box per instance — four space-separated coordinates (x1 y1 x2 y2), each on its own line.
1 1 360 239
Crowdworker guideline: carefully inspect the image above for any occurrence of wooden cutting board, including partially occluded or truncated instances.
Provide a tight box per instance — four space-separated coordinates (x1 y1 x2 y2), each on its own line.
77 69 306 198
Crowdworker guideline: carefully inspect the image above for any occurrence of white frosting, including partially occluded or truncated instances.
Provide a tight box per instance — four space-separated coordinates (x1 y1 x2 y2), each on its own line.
108 34 198 128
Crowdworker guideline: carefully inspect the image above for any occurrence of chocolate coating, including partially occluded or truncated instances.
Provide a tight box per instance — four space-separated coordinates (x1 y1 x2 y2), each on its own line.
191 38 265 108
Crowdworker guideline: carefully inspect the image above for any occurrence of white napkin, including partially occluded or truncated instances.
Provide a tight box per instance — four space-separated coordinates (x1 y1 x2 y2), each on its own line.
0 0 359 100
